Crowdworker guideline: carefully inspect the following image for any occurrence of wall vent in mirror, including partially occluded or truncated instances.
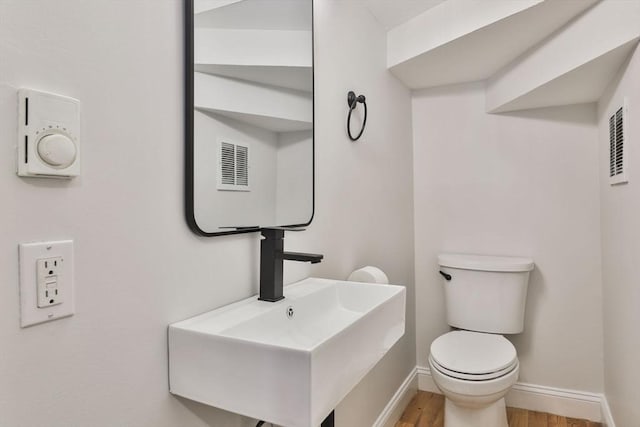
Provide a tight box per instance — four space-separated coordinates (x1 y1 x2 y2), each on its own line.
218 141 250 191
609 98 628 185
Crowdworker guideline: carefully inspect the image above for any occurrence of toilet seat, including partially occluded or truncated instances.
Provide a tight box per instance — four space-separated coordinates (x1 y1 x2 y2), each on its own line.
430 331 517 381
430 355 517 381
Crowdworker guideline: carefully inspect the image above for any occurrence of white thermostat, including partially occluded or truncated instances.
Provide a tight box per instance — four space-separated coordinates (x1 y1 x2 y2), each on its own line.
17 88 81 178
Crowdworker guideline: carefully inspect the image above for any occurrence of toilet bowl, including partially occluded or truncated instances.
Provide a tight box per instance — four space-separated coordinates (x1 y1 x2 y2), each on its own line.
432 253 534 427
429 330 519 427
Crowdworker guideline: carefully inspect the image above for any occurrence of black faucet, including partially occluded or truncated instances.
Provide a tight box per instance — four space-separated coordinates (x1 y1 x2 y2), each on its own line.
259 227 323 302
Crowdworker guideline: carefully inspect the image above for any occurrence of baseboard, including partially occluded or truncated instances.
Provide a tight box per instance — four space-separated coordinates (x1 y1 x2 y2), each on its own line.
600 394 616 427
507 382 602 421
416 366 603 422
416 366 439 393
372 367 418 427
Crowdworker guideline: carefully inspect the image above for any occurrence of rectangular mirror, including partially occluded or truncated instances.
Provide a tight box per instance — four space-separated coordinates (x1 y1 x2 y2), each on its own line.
185 0 314 236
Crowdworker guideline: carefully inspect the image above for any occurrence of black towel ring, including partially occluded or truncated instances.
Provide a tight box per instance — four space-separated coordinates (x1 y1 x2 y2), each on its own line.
347 91 367 141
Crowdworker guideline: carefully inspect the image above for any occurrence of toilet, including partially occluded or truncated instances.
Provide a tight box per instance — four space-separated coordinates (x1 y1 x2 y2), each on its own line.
429 253 534 427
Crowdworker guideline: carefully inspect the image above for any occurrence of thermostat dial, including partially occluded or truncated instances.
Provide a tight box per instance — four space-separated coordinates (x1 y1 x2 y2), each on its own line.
37 133 77 168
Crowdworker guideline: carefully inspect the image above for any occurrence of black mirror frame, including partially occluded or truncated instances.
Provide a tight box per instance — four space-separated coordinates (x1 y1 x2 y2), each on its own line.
184 0 315 237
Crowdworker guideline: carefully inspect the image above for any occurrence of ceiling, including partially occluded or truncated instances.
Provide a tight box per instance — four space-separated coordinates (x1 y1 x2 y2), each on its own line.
366 0 446 30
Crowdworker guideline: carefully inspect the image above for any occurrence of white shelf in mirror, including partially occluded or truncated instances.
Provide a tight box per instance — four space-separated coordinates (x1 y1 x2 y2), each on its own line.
194 0 311 31
196 106 312 133
194 0 242 16
194 72 312 133
195 64 311 93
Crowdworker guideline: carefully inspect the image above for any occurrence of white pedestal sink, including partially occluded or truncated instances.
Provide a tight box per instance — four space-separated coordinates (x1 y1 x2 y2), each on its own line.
168 277 406 427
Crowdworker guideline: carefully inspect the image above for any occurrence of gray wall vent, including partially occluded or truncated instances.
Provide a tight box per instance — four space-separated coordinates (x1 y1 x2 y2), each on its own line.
217 140 250 191
609 99 628 185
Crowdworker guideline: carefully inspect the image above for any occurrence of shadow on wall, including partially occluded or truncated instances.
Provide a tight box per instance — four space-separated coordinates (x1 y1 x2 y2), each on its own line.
200 110 279 147
496 104 597 126
176 396 258 427
414 82 597 126
508 266 546 369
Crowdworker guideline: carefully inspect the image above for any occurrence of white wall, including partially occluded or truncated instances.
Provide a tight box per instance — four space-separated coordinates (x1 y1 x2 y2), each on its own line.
194 109 278 230
0 1 415 427
194 29 312 67
598 44 640 427
290 1 416 425
275 130 313 225
412 82 604 392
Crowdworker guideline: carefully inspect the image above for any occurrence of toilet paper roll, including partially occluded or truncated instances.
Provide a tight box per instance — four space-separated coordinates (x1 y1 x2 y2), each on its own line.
347 266 389 284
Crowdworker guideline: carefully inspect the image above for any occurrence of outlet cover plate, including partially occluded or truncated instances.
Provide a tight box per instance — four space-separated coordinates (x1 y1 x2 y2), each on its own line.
19 240 74 327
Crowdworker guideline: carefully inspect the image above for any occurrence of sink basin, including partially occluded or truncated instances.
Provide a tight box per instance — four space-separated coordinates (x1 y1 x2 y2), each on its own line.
168 277 406 427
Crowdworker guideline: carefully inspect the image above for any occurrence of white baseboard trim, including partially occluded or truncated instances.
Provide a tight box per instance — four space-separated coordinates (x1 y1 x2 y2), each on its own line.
417 366 603 422
507 382 602 421
416 366 439 393
600 394 616 427
372 367 418 427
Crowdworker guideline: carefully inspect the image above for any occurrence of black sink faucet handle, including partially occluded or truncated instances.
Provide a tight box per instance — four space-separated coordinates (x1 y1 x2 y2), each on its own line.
259 227 324 302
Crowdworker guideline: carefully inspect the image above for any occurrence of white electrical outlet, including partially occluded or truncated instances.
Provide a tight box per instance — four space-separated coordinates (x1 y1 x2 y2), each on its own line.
36 257 63 308
19 240 74 327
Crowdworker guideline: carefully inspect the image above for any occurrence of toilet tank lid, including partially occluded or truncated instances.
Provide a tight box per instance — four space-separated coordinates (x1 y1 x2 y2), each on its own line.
438 253 534 272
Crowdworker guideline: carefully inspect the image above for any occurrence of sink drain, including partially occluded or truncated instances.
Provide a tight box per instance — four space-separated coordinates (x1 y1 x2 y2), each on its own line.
286 306 294 319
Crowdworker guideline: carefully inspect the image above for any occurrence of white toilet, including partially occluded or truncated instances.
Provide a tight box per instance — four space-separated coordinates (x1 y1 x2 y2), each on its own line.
429 253 534 427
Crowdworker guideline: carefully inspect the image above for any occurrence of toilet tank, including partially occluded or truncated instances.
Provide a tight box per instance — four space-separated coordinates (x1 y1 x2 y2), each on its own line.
438 253 534 334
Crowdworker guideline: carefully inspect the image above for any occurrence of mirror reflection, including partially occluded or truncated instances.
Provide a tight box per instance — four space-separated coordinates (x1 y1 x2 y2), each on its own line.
188 0 314 235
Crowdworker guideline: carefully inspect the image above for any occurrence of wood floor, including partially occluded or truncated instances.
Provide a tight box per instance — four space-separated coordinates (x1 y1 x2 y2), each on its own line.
395 391 602 427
